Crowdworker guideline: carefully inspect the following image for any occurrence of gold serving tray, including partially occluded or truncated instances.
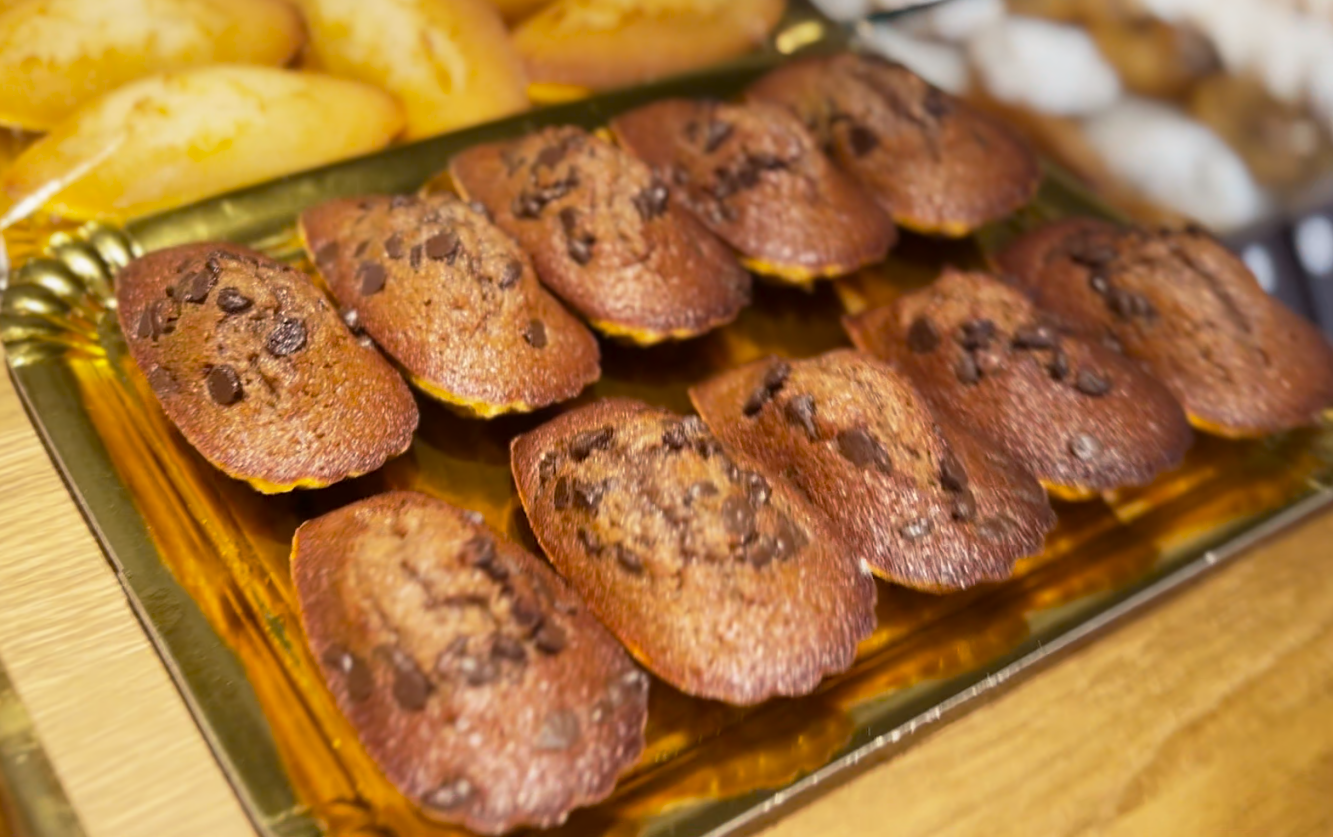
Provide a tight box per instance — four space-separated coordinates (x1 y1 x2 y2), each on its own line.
3 6 1333 836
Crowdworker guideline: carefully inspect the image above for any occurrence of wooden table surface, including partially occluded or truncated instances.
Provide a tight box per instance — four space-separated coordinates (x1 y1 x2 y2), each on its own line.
2 366 1332 837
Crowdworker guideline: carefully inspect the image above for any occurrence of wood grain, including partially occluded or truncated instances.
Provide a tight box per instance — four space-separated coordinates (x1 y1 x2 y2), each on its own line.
1 365 1331 837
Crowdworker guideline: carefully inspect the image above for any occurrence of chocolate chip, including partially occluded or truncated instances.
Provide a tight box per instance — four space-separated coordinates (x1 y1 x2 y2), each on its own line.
952 490 977 522
147 367 177 395
693 433 724 460
177 270 216 303
900 517 932 541
783 394 819 440
1089 273 1109 295
425 230 460 262
553 477 572 510
455 652 498 687
205 365 242 405
511 596 544 633
576 527 602 556
149 298 179 337
315 241 339 268
383 234 405 260
265 319 307 357
538 451 559 483
388 648 432 711
322 645 373 703
1069 433 1101 461
939 452 968 492
742 471 770 507
976 518 1007 540
342 308 361 332
216 287 252 314
569 427 614 461
572 479 604 512
1102 332 1124 354
1107 287 1147 319
492 635 526 663
632 180 669 221
513 191 544 219
837 428 892 474
615 545 643 574
535 142 568 169
847 124 879 157
953 351 980 384
923 87 952 119
1048 349 1071 381
907 317 940 353
662 423 690 451
536 710 580 751
498 259 522 289
959 319 997 350
742 386 772 417
423 778 473 811
534 621 567 655
460 535 504 579
1074 369 1112 397
1071 241 1116 268
762 360 791 391
354 240 370 258
703 119 734 152
721 495 757 542
135 309 153 339
743 535 777 567
409 244 424 269
567 234 594 265
357 261 386 295
685 480 719 505
1012 324 1056 350
772 514 808 560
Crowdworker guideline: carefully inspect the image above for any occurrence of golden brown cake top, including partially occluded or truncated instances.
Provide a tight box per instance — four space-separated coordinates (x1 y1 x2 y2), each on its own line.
115 242 417 492
300 193 600 416
293 491 648 835
611 97 896 280
449 125 751 344
690 350 1056 591
746 53 1040 236
997 218 1333 437
510 398 877 705
845 269 1193 494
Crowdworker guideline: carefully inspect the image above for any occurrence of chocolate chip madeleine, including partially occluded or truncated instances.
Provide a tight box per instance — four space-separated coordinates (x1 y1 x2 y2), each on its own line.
293 492 648 834
300 193 600 418
510 398 877 705
610 98 896 284
116 243 417 493
998 218 1333 437
746 53 1040 237
845 269 1193 499
689 351 1055 592
449 126 751 345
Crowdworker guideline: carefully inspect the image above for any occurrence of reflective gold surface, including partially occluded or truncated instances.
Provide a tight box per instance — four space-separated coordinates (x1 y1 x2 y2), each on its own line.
3 15 1332 837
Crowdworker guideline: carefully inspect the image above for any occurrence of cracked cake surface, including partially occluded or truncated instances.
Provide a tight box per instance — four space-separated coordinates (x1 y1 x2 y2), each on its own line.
510 397 877 705
998 218 1333 437
116 242 418 492
300 192 600 417
293 491 648 834
449 125 751 344
845 269 1193 497
690 350 1055 591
